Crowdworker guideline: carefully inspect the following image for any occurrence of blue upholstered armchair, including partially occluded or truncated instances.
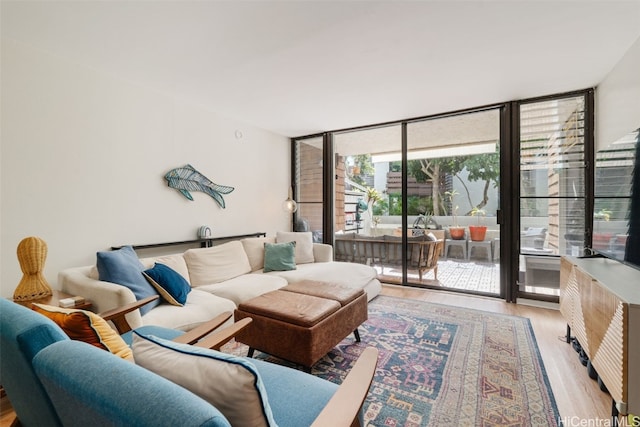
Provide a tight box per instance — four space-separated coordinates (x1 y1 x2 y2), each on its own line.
0 299 377 427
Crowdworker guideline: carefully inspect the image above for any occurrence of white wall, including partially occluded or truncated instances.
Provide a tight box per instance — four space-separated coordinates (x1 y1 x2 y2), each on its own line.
596 36 640 150
0 40 291 297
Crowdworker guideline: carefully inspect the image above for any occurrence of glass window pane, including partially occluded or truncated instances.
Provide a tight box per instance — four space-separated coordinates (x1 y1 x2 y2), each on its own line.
295 137 323 238
593 129 637 259
334 125 401 236
594 130 636 198
520 95 587 257
520 98 586 198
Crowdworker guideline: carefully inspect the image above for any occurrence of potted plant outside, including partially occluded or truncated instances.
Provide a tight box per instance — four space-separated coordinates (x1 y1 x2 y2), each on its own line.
469 207 487 241
364 187 383 235
445 190 465 240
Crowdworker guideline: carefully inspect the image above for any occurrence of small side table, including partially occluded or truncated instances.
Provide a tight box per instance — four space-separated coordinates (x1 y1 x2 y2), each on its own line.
468 240 492 262
12 289 92 310
445 238 468 260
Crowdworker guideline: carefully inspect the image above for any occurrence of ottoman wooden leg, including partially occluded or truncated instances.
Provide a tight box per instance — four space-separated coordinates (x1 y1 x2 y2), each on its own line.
247 347 255 358
354 328 361 342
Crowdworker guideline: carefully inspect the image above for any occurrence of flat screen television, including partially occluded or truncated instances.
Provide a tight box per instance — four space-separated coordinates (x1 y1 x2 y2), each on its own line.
592 128 640 270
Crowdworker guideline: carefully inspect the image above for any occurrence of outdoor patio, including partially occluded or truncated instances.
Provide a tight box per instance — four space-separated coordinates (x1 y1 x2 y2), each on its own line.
373 258 500 295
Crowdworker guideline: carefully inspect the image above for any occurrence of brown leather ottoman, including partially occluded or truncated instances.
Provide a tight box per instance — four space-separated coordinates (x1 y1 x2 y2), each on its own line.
234 281 367 368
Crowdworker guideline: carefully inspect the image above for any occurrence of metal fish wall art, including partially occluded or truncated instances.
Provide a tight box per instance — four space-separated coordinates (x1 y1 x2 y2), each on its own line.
164 164 234 208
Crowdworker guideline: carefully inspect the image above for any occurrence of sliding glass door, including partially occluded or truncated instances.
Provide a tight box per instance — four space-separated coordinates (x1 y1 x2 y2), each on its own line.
291 90 594 302
406 109 501 295
309 108 503 297
332 125 405 279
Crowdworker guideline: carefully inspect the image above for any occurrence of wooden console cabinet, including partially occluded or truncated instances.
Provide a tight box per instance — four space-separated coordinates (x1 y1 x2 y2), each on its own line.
560 256 640 415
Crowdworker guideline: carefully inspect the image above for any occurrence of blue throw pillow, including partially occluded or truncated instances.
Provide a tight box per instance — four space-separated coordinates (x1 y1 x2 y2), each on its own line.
143 263 191 306
96 246 159 316
263 241 296 272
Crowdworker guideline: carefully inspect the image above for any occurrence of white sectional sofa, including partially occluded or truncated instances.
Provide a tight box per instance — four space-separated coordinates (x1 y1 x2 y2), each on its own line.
59 232 382 333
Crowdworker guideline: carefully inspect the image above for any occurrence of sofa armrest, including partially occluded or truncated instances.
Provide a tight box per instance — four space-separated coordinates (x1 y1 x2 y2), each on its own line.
99 296 161 334
58 267 144 330
311 346 378 427
172 311 233 345
193 317 253 350
313 243 333 263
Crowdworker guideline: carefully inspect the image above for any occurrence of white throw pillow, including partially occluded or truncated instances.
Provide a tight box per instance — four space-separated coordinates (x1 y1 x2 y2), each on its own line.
183 241 252 286
241 236 276 271
276 231 314 264
132 333 276 427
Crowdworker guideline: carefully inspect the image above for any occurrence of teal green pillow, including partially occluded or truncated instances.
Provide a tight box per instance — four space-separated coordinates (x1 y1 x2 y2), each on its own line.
263 242 296 272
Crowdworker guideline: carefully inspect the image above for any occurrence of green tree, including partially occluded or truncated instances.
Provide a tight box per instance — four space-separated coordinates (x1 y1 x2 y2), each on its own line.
415 157 466 215
372 199 388 216
350 154 375 186
388 148 499 216
462 152 500 212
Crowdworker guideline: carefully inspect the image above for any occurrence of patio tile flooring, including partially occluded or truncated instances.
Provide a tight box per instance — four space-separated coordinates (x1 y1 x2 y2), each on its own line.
372 259 500 295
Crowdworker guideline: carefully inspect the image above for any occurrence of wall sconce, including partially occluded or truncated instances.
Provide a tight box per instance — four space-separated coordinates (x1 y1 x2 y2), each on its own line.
282 187 297 213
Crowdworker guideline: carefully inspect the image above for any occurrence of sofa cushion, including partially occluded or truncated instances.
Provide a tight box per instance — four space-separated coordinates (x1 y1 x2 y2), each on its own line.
96 246 159 315
265 261 378 299
140 254 191 283
276 231 314 264
263 242 296 272
132 333 276 427
143 263 191 306
241 237 276 272
32 304 133 361
184 241 252 286
250 358 339 427
196 274 287 306
141 289 236 332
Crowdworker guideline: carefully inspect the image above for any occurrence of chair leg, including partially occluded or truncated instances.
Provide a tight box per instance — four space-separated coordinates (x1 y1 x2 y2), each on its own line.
354 328 361 342
247 347 255 358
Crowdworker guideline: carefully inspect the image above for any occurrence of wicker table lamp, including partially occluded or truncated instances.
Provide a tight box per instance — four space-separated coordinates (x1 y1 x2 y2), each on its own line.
13 236 53 301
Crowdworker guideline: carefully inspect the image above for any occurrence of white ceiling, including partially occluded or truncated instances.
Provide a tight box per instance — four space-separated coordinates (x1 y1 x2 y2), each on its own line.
2 1 640 137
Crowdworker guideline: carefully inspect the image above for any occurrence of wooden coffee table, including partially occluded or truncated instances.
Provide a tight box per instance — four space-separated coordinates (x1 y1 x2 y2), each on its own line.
234 280 367 369
12 290 92 310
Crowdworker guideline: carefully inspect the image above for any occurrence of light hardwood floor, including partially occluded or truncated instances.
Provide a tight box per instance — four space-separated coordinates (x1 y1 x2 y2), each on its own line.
0 284 618 426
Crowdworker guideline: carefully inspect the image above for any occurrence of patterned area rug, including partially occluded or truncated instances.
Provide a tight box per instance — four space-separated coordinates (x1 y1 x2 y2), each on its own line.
225 295 560 426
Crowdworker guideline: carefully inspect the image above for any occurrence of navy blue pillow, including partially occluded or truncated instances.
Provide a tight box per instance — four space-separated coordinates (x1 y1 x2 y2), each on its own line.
143 263 191 306
96 246 160 316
